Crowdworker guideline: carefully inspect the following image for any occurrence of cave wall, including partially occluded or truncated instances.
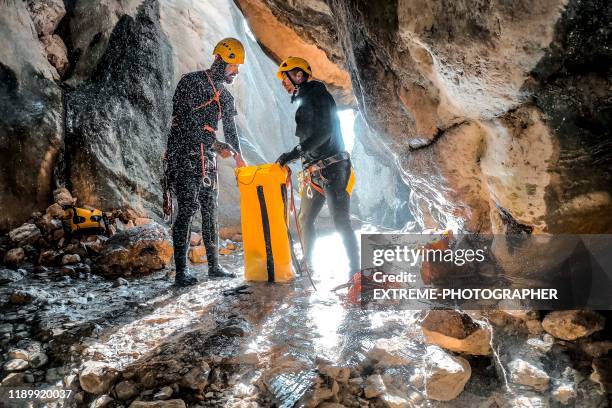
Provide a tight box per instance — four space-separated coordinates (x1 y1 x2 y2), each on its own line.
240 0 612 233
0 0 64 231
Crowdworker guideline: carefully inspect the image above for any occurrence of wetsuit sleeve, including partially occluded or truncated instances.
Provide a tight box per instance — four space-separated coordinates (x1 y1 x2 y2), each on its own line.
220 90 241 154
295 91 334 153
175 76 217 148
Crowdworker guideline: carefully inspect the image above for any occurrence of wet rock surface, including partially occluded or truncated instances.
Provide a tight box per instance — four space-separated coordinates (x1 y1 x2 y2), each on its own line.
93 223 173 278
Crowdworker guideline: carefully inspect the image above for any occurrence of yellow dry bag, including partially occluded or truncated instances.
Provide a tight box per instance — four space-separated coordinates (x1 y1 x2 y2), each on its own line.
235 163 295 282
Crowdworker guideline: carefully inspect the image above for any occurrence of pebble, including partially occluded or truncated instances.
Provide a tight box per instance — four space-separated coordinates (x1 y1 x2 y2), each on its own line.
4 359 29 372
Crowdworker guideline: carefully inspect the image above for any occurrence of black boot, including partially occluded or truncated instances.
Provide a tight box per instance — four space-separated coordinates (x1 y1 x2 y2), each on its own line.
174 244 198 287
175 268 198 286
208 264 236 278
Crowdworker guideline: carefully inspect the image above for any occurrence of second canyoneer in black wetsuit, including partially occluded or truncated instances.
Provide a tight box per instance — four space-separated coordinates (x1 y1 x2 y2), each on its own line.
165 38 247 286
275 56 360 278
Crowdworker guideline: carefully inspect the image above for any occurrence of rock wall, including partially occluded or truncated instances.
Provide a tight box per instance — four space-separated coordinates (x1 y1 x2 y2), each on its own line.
0 0 64 231
351 113 413 229
240 0 612 233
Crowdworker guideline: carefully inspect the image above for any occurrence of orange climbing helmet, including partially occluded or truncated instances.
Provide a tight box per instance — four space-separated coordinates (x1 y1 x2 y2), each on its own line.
277 56 312 80
213 38 245 64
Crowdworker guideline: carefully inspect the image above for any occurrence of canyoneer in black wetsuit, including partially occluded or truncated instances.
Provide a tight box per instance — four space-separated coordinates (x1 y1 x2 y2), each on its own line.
165 38 247 286
275 56 360 282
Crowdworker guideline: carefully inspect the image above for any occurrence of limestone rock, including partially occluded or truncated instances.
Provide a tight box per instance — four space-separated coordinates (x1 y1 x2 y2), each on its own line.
128 400 186 408
41 34 69 77
1 373 26 386
46 203 65 218
91 394 114 408
180 364 210 392
508 358 550 391
423 346 471 401
188 246 207 264
79 361 119 395
421 310 491 356
4 248 25 265
29 352 49 368
552 383 577 405
590 357 612 394
53 188 76 207
93 223 173 278
115 380 139 400
62 254 81 265
26 0 66 36
542 310 605 340
4 359 29 372
364 374 386 398
367 338 414 367
9 224 42 245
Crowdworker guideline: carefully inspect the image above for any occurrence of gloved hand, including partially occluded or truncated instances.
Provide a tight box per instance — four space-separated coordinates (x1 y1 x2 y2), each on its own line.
275 145 300 166
213 141 236 159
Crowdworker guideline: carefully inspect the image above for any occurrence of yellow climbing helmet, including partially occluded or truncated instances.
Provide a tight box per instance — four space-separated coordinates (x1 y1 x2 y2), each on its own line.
213 38 245 64
277 56 312 80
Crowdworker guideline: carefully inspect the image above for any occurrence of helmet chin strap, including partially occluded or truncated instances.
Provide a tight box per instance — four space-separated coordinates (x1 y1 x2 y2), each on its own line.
287 73 300 104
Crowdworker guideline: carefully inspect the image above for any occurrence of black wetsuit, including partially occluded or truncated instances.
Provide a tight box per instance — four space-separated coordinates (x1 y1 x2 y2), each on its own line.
166 68 241 275
280 80 360 275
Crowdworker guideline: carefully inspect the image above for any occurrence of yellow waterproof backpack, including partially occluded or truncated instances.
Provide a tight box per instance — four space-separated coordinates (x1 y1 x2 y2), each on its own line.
235 163 295 282
63 206 109 236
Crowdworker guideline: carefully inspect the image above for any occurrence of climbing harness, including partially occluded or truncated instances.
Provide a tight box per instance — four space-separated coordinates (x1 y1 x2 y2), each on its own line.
299 151 355 199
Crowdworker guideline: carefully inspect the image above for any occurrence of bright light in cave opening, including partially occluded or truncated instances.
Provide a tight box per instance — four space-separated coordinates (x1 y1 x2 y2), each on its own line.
338 109 355 153
242 19 256 42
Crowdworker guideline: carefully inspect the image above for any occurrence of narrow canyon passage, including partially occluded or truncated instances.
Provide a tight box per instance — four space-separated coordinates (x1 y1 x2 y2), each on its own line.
1 0 611 407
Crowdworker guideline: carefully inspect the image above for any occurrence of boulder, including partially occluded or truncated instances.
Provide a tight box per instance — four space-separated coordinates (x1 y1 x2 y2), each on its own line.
421 310 491 356
4 247 25 265
542 310 605 341
4 359 29 372
115 380 139 400
423 346 471 401
61 254 81 265
53 188 76 207
590 357 612 394
8 224 42 245
189 232 202 246
508 358 550 391
46 203 65 218
552 383 577 405
366 337 414 367
188 245 207 264
364 374 386 398
93 223 173 278
41 34 69 77
79 361 120 395
26 0 66 36
180 364 210 392
1 373 26 386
